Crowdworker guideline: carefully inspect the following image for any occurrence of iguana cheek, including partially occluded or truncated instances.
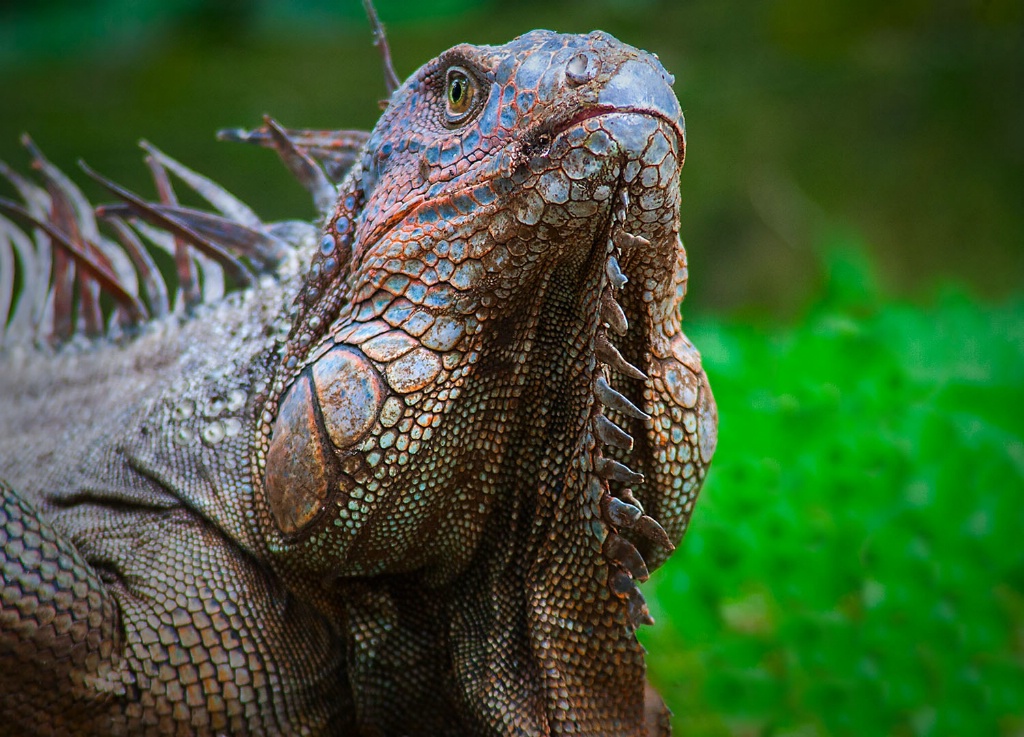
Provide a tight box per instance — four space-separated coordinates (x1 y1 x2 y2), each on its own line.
265 346 385 537
265 373 330 536
311 346 385 448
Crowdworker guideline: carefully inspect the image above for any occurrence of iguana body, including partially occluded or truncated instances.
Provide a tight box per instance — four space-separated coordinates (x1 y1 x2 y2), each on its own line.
0 28 717 736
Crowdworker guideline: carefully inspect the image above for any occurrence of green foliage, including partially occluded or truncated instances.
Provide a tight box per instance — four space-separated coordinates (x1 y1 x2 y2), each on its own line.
642 253 1024 736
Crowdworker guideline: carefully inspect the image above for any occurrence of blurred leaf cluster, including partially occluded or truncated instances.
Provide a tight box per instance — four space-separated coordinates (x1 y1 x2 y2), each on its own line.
642 247 1024 735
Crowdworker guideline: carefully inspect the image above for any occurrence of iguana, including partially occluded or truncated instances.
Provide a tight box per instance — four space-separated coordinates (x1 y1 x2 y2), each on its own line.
0 14 717 736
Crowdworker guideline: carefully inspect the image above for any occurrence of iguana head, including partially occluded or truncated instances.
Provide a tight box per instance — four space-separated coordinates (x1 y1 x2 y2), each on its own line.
260 28 715 734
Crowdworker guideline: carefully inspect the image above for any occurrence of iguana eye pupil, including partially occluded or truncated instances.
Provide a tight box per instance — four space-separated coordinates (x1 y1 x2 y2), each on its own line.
445 66 475 124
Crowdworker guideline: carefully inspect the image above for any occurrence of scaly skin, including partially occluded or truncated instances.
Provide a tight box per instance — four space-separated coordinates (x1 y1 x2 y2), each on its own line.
0 30 717 736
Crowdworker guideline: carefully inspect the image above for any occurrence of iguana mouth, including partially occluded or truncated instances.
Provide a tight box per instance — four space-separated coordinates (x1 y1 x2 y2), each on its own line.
548 104 685 151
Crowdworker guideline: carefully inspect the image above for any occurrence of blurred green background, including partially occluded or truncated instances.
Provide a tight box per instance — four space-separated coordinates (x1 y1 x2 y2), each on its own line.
1 1 1021 734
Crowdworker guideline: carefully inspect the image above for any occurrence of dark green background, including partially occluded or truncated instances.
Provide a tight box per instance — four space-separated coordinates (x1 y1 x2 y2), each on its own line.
1 1 1021 734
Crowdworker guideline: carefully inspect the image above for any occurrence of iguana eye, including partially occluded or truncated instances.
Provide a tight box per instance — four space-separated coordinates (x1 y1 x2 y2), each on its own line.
444 66 476 125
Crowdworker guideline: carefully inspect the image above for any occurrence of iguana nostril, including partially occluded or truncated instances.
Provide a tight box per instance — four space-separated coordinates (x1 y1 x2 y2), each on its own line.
566 51 597 86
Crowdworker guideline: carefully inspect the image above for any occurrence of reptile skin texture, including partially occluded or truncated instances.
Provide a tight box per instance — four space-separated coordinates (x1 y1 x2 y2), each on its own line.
0 30 717 736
